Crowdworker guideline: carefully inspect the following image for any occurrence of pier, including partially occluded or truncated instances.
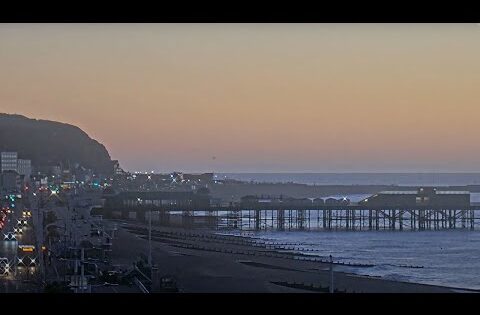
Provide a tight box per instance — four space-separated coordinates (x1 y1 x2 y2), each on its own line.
211 205 479 231
101 204 480 232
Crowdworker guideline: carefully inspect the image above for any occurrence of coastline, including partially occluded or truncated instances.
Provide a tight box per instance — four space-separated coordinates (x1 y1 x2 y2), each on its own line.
108 219 479 293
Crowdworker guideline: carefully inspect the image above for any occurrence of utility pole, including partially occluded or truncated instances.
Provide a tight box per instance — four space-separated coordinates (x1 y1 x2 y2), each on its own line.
329 255 334 294
148 209 152 272
80 248 85 293
64 223 67 283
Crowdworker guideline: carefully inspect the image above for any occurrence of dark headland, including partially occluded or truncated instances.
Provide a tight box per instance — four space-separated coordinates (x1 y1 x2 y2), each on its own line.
0 113 113 174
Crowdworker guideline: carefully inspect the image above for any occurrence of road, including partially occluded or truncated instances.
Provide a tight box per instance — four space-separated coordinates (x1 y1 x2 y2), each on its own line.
0 192 41 292
35 188 118 292
0 186 137 293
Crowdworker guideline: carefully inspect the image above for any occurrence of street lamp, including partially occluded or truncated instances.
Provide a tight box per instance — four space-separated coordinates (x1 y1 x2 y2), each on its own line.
138 197 153 278
148 208 152 270
329 255 334 294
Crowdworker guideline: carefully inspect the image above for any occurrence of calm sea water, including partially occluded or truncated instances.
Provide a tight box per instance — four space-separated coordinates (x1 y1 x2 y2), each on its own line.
216 172 480 290
219 173 480 186
245 229 480 290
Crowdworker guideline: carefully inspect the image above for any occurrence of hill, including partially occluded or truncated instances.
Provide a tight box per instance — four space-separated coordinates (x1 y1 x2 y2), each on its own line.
0 113 113 174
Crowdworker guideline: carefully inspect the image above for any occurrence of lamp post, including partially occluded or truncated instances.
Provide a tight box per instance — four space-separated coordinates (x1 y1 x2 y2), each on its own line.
148 209 152 271
329 255 334 293
138 197 152 273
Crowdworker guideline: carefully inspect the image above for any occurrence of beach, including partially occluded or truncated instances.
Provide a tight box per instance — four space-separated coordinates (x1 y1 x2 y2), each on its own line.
108 220 477 293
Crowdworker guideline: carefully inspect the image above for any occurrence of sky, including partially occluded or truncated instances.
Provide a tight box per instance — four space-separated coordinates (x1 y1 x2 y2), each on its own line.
1 23 480 173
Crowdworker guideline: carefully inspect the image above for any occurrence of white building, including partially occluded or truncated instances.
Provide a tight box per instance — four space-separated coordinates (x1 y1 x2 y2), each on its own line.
17 159 32 178
1 152 18 172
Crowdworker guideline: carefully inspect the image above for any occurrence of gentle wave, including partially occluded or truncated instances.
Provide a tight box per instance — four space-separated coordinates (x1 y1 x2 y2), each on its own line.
227 229 480 290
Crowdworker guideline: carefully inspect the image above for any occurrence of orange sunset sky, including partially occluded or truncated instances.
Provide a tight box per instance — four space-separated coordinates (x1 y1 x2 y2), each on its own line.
1 23 480 173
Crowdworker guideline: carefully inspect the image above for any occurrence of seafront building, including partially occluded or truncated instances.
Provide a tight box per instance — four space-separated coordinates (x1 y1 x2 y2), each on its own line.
0 151 18 172
359 187 470 208
0 151 32 177
17 158 32 177
0 152 32 191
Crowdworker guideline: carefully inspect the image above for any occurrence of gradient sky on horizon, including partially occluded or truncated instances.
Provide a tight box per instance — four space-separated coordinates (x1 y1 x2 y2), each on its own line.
1 23 480 173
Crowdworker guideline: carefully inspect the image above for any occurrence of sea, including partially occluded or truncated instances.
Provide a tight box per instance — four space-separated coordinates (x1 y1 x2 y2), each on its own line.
219 172 480 186
216 173 480 290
